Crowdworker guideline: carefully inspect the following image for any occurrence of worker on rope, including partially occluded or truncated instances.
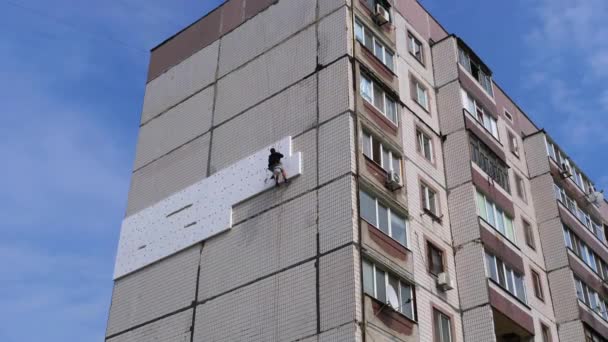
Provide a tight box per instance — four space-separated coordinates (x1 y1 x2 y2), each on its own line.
268 148 289 186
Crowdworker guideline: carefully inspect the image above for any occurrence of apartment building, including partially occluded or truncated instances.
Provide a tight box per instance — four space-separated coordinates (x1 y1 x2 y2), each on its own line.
105 0 608 341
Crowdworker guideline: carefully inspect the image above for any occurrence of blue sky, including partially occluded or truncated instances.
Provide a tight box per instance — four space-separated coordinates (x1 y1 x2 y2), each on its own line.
0 0 605 341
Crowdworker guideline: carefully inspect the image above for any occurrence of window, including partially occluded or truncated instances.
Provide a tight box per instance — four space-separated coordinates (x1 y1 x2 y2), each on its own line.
523 220 535 250
531 269 545 301
433 309 452 342
504 110 513 122
355 20 395 70
575 277 608 321
462 89 499 139
508 131 520 157
416 128 434 162
541 324 551 342
563 225 608 281
362 132 402 175
458 46 493 96
470 134 510 192
421 182 439 217
554 183 604 241
485 251 527 303
360 74 398 124
515 173 526 202
427 243 445 276
363 259 415 319
408 32 424 65
359 190 408 246
411 76 429 110
477 191 515 242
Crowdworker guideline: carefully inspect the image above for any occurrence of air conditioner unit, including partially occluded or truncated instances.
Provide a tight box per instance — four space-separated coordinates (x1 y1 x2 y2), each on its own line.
587 190 605 206
436 272 454 291
561 162 572 178
373 4 390 26
385 171 402 191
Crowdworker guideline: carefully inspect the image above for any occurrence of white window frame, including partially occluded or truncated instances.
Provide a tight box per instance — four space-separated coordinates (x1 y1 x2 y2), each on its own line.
575 277 608 321
355 19 395 70
476 190 516 243
359 190 408 247
421 182 438 215
363 259 416 320
407 32 424 65
360 74 398 124
413 78 429 110
362 131 402 176
461 89 499 139
485 251 527 303
416 128 434 162
434 309 453 342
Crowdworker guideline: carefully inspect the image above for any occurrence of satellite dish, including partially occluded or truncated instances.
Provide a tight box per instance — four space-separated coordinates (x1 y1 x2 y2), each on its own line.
387 286 400 311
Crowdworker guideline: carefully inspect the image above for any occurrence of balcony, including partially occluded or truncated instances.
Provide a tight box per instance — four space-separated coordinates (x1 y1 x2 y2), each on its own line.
494 309 533 342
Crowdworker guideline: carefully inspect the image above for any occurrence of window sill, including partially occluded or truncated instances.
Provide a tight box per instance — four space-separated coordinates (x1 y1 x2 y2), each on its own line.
422 208 442 224
478 216 519 251
408 52 426 68
358 41 397 79
362 100 399 134
488 278 530 310
367 293 417 324
463 108 502 146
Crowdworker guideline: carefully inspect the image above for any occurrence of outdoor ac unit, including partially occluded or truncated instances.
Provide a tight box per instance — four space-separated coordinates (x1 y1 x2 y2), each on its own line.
386 171 402 191
561 162 572 178
587 190 605 206
373 4 390 25
436 272 454 291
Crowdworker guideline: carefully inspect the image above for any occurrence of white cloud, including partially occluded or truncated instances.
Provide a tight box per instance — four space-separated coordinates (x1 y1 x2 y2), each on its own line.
522 0 608 148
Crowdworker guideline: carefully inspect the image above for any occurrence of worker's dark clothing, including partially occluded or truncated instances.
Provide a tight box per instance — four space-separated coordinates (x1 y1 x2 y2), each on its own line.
268 152 284 169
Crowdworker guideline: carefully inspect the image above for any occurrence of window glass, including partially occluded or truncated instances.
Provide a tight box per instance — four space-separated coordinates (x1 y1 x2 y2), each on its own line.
515 273 526 302
373 83 384 112
486 198 496 226
363 259 374 295
477 192 487 220
434 310 452 342
524 220 535 249
374 40 384 61
386 97 397 123
372 138 381 165
382 149 390 171
354 21 363 42
362 133 371 158
505 218 515 242
364 30 374 51
375 267 386 302
387 275 400 309
392 157 400 176
377 203 389 234
385 51 394 70
359 190 376 225
429 244 444 275
360 76 372 102
400 284 413 318
486 252 498 281
496 259 506 286
391 212 407 246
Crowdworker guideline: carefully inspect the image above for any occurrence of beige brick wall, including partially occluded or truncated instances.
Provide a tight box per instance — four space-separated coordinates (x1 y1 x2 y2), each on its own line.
523 133 550 178
141 41 219 124
557 319 584 342
106 245 201 335
462 305 496 342
107 309 192 342
214 25 317 125
126 133 210 216
431 37 457 88
320 245 362 331
529 173 559 224
193 261 317 341
318 6 353 66
217 0 316 77
197 192 317 301
319 175 358 253
547 267 579 323
319 57 354 125
455 242 489 310
436 80 465 137
133 86 214 170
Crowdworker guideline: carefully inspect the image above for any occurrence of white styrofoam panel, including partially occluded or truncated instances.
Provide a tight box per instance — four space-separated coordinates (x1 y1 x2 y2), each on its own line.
114 136 302 279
